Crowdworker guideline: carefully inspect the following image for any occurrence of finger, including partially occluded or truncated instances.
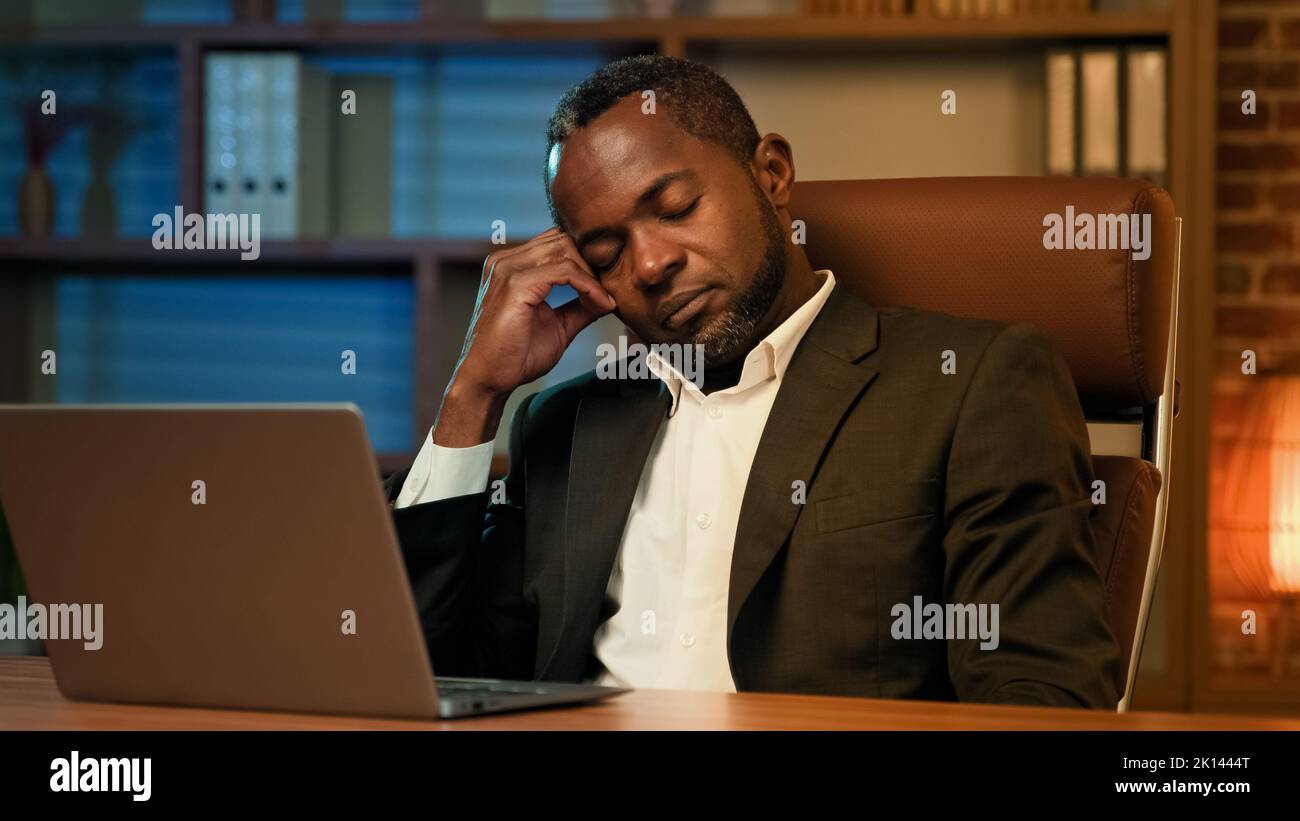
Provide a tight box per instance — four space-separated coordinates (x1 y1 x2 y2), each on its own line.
510 227 593 272
480 229 575 283
516 261 616 314
553 295 605 343
525 239 618 309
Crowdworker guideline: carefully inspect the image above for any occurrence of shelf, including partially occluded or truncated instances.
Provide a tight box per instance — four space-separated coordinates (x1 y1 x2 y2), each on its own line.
0 237 507 266
0 12 1173 48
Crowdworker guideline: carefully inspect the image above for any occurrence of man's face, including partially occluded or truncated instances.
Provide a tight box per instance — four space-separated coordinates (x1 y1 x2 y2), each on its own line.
548 94 787 367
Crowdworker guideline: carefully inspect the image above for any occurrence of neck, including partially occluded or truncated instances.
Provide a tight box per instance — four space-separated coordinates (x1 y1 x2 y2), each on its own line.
701 255 822 394
701 359 745 394
754 255 821 344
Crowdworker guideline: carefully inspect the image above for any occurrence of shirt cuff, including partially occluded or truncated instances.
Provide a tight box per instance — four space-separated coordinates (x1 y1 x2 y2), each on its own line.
393 429 494 508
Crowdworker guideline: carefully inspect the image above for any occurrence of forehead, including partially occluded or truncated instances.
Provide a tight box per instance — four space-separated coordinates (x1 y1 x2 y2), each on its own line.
549 94 726 231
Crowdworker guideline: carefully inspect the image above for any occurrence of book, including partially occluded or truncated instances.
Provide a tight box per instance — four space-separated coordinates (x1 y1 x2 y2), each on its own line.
1045 50 1077 175
1081 48 1120 175
332 74 392 237
233 54 269 226
1126 46 1167 186
204 54 240 216
263 52 333 239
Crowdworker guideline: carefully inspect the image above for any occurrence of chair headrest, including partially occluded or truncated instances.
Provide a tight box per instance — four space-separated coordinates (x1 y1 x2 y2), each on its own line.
789 177 1176 410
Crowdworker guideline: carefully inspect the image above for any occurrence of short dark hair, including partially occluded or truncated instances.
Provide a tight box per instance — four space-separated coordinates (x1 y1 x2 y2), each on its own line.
544 54 761 228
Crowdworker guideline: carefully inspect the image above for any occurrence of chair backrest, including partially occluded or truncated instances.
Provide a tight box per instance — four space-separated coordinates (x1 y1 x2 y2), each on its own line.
789 176 1177 699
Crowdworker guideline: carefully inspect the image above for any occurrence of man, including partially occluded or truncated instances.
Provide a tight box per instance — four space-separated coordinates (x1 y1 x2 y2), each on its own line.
385 55 1121 708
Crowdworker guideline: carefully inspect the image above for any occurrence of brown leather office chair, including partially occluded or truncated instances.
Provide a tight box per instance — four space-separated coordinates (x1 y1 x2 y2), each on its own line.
789 177 1181 712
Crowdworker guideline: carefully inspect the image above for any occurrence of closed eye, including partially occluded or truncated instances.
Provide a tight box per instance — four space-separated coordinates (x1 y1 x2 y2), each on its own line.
590 196 700 274
662 197 700 222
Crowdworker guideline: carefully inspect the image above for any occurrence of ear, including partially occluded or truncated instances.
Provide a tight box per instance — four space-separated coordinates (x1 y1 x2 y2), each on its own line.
749 133 796 209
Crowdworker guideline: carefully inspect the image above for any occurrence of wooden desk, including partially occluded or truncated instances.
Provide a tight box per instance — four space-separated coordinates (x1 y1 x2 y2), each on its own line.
3 657 1297 730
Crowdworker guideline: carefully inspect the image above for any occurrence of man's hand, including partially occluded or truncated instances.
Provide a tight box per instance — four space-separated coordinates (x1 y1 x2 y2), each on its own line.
432 227 617 448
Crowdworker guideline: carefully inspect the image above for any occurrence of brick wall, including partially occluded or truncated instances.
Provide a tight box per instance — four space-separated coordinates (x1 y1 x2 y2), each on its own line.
1217 1 1300 379
1211 1 1300 617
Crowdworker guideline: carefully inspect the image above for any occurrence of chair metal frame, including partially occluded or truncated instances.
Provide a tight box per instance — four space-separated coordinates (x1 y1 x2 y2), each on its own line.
1117 216 1183 713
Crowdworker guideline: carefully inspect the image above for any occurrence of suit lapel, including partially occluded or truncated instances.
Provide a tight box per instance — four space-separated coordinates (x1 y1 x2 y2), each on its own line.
727 287 881 641
535 377 671 679
534 286 881 679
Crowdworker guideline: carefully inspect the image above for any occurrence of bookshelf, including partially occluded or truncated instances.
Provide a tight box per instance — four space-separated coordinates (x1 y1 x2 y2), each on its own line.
0 1 1220 713
2 13 1174 47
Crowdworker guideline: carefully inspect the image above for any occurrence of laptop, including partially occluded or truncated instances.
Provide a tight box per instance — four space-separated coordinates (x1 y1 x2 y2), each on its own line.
0 404 629 720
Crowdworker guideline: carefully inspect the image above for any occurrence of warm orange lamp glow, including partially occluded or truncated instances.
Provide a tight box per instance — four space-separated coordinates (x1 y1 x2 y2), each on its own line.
1219 375 1300 598
1214 375 1300 677
1268 378 1300 594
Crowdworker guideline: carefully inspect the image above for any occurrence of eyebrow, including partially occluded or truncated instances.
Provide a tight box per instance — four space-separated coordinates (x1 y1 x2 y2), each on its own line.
573 169 699 251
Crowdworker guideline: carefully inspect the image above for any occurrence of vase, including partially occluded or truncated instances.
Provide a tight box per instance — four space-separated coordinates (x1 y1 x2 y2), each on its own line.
19 166 54 239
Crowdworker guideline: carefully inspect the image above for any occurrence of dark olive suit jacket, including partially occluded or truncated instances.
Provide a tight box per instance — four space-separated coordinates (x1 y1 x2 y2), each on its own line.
384 285 1122 708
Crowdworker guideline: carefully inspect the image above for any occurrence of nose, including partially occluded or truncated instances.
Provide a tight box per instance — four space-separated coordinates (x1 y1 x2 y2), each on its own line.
629 224 686 291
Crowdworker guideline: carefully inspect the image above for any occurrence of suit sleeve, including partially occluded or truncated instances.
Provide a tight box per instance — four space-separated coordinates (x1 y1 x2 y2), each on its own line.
941 323 1121 709
381 393 538 681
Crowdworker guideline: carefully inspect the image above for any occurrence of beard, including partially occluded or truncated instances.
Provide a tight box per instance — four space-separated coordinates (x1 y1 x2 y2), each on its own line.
686 177 788 367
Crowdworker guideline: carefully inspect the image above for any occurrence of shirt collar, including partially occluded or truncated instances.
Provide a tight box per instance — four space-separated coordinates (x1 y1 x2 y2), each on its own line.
646 270 837 416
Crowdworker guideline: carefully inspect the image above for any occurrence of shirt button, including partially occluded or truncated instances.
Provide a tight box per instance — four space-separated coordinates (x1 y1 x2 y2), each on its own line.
706 404 722 419
680 633 696 648
695 513 712 529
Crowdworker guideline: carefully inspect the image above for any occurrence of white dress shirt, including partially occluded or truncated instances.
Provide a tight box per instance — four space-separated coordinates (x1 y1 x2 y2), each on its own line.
395 270 837 692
